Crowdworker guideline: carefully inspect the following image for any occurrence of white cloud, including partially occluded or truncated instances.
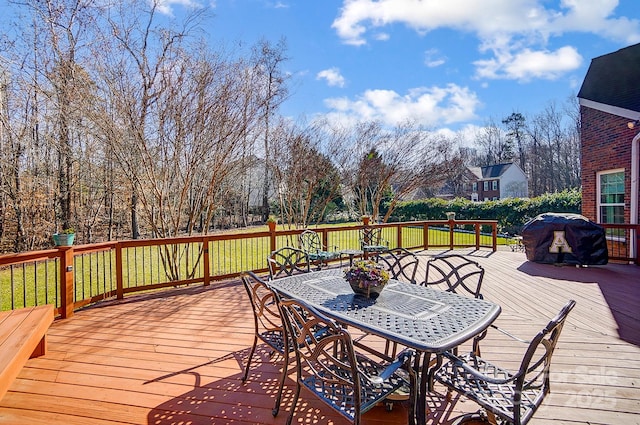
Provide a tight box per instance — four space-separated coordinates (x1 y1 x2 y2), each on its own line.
424 48 446 67
474 45 583 81
333 0 640 44
322 84 480 126
317 67 347 87
332 0 640 78
156 0 204 16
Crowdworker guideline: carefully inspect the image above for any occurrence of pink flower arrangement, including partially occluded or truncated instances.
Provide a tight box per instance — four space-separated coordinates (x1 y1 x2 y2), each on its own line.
344 260 389 288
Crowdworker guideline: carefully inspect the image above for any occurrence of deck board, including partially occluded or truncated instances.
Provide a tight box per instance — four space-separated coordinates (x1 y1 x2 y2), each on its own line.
1 249 638 424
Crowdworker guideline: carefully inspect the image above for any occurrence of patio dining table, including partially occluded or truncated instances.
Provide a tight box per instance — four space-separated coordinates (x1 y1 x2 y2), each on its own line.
268 268 501 425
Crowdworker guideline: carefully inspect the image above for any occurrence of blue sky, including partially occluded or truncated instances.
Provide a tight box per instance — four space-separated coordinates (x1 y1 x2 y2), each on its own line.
179 0 639 140
7 0 639 141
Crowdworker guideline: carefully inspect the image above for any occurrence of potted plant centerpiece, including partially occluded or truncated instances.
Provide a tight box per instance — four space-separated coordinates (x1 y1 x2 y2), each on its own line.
52 227 75 247
344 260 389 299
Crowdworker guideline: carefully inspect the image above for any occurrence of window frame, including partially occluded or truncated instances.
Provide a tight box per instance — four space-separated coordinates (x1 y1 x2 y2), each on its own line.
597 168 625 241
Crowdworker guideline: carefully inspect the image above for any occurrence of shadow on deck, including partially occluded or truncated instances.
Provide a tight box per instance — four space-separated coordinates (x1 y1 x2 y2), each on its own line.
0 250 638 424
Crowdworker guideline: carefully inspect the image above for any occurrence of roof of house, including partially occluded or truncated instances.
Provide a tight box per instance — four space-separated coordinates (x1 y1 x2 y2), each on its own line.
468 163 515 180
577 43 640 113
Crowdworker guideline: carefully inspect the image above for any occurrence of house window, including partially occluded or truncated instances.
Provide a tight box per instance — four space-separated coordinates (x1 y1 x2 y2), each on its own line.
472 182 477 192
492 180 498 191
483 181 488 191
598 169 625 239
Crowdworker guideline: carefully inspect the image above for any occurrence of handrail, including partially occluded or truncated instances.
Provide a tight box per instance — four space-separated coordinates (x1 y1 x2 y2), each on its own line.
0 219 500 317
599 223 640 265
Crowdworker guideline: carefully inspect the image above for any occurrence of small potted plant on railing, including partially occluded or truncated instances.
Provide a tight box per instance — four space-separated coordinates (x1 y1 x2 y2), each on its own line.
52 227 75 247
266 216 278 232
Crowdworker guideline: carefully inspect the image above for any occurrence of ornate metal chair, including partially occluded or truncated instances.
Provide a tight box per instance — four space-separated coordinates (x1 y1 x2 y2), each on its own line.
421 254 485 299
434 300 576 425
240 272 290 416
359 227 389 257
298 230 341 269
268 247 311 280
377 248 419 284
277 295 416 425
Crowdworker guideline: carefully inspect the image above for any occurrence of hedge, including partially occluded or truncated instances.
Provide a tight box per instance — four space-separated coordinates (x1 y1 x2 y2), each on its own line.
385 188 582 235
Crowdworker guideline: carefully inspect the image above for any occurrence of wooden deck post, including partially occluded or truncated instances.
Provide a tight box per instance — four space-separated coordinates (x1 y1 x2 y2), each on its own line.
115 243 124 300
203 237 211 287
449 219 455 250
492 223 497 251
423 223 429 250
59 247 75 319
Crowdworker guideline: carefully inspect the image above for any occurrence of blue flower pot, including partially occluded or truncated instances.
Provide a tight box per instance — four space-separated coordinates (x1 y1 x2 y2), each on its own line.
52 233 75 246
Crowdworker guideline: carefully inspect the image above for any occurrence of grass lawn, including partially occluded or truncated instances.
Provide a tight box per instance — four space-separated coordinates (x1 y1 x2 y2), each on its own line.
1 223 510 311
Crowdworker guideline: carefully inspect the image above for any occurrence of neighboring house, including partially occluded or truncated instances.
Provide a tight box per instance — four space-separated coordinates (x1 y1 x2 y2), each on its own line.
577 43 640 240
433 167 479 200
467 163 529 201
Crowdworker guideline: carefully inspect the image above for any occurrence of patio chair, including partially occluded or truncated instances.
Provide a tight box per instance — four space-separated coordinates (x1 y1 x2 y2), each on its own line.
420 254 485 299
359 227 389 257
434 300 576 425
364 248 419 358
268 247 311 280
420 254 486 385
377 248 419 284
277 294 416 425
298 229 341 269
240 272 291 416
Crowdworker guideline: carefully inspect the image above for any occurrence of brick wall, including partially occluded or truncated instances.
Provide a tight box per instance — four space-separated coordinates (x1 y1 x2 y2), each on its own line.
580 106 634 222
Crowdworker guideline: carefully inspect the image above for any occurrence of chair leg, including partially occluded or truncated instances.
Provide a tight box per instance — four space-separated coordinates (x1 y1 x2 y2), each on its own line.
285 382 302 425
272 353 288 416
242 336 258 382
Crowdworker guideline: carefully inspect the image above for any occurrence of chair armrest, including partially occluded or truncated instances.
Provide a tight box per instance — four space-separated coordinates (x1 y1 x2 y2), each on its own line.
490 324 530 344
441 351 519 385
367 349 414 384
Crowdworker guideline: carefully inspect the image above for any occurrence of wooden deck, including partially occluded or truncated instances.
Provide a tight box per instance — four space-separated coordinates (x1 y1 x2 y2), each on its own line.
0 249 638 425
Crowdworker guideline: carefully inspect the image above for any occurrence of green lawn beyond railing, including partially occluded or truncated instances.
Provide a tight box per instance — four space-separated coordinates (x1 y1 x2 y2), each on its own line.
0 220 501 317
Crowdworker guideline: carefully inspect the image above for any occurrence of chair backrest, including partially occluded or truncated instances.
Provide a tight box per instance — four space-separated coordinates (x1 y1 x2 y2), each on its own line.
268 247 310 279
422 254 484 298
359 227 385 247
240 272 284 344
377 248 419 284
299 230 322 254
277 296 364 420
513 300 576 424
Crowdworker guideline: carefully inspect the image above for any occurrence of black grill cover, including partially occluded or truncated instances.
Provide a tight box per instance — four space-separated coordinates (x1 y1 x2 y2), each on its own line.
521 213 608 265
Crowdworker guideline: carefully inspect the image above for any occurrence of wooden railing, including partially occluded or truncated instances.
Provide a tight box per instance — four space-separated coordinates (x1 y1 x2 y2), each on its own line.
0 219 499 318
599 223 640 265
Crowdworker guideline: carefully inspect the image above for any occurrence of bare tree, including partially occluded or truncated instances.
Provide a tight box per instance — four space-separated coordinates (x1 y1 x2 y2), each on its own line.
251 38 289 222
335 120 458 222
270 119 342 228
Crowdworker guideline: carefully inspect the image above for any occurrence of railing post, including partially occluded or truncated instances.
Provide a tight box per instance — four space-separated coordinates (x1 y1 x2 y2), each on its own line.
59 246 75 319
492 223 497 251
475 223 481 250
321 229 329 251
203 237 211 286
396 224 402 249
115 243 124 300
635 226 639 265
423 223 429 250
269 224 277 255
449 219 455 250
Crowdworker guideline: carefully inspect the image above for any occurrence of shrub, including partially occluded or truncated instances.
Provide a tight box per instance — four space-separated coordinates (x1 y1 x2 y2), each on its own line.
387 188 581 235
